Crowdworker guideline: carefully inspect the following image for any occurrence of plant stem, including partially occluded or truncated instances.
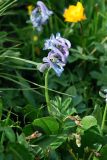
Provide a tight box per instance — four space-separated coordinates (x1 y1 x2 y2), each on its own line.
69 149 78 160
101 103 107 132
88 152 93 160
63 23 75 37
32 28 35 61
45 68 51 113
67 144 78 160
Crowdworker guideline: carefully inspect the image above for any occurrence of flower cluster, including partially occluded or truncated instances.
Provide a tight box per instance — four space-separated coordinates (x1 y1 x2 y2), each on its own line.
63 2 86 23
30 1 53 31
38 33 71 76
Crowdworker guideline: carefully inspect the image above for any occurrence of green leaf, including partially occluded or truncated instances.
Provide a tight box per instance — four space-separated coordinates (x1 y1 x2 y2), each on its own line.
62 97 72 113
36 135 67 150
81 127 103 147
4 127 16 143
50 97 76 118
92 105 102 126
0 98 3 120
81 116 97 130
65 86 77 97
33 117 59 134
50 103 61 118
50 135 67 149
8 143 33 160
17 133 28 147
76 103 87 113
23 124 35 136
29 145 44 159
93 157 99 160
63 119 76 131
72 95 83 107
99 144 107 160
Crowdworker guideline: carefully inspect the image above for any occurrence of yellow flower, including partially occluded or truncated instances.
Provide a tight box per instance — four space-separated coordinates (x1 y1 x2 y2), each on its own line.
63 2 86 23
27 5 34 15
33 36 38 42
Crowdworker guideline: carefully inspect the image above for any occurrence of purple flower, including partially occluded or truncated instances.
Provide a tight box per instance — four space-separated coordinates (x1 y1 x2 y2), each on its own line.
30 1 53 31
38 33 71 77
44 33 71 62
39 51 65 76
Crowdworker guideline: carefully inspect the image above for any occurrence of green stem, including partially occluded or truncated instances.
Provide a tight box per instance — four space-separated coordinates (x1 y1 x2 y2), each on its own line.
63 23 75 37
80 0 83 3
79 22 83 35
88 152 93 160
47 0 53 31
32 28 35 61
45 68 51 113
101 103 107 132
67 144 78 160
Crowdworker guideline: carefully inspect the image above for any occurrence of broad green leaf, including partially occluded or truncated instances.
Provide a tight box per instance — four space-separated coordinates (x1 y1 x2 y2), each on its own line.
36 135 67 150
81 127 103 147
72 95 83 107
33 116 59 134
17 133 28 147
50 135 67 149
81 116 97 130
23 124 34 136
65 86 77 97
4 127 16 143
63 119 76 131
76 103 87 113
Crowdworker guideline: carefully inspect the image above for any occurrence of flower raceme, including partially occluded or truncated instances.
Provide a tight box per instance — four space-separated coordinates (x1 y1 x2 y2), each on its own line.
63 2 86 23
38 33 71 77
44 33 71 64
30 1 53 31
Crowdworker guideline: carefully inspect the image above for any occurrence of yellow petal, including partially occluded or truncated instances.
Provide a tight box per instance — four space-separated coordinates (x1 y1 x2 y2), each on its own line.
63 2 86 23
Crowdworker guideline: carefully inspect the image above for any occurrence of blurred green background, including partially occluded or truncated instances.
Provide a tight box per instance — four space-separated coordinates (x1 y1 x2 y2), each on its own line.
0 0 107 159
